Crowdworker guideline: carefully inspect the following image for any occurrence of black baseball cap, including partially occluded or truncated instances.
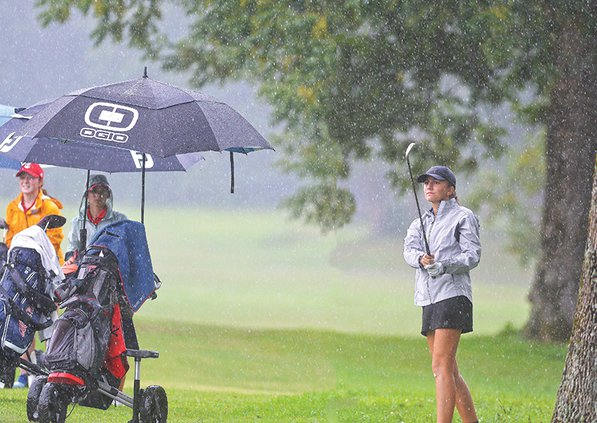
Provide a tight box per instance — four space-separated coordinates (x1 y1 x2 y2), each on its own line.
417 166 456 187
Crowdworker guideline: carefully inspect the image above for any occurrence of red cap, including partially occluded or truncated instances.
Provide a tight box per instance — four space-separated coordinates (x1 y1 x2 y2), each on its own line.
16 163 44 179
87 183 109 193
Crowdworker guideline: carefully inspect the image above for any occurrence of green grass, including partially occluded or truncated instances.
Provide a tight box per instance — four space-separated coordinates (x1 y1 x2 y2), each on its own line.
0 320 566 422
131 208 533 336
0 207 564 421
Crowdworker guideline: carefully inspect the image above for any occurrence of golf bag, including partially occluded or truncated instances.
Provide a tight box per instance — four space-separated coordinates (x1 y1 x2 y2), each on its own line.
0 242 8 266
45 245 127 409
0 247 56 387
28 220 167 423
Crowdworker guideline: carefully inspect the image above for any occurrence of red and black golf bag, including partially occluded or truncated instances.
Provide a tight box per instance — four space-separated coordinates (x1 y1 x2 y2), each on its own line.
33 219 159 420
27 220 166 423
44 245 129 409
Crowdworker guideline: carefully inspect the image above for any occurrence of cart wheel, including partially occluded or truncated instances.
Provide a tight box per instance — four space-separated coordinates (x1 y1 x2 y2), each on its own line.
37 382 68 423
27 376 47 421
139 385 168 422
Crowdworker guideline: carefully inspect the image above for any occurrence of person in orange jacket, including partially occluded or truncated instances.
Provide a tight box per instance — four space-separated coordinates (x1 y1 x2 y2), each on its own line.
5 163 64 264
4 163 64 389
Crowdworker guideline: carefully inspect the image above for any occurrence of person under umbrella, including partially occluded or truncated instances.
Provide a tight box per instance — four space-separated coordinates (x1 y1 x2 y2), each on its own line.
4 162 65 389
8 71 273 199
5 163 64 263
64 175 134 403
65 174 127 263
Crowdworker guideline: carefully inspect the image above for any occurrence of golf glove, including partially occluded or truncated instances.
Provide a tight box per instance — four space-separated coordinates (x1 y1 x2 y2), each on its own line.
425 262 444 277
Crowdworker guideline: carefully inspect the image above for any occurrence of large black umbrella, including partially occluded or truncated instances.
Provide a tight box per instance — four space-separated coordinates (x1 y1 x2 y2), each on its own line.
0 101 205 249
13 70 272 157
0 103 204 172
0 104 28 170
7 71 271 242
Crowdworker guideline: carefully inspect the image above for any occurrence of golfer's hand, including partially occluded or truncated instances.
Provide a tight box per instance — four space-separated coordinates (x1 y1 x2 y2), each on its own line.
419 254 435 267
425 262 444 277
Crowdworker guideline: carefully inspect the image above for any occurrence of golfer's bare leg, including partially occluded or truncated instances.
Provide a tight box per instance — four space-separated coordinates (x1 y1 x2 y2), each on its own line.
453 360 478 422
427 329 477 423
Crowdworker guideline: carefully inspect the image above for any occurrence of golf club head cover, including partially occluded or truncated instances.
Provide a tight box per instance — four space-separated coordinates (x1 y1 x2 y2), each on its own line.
37 214 66 230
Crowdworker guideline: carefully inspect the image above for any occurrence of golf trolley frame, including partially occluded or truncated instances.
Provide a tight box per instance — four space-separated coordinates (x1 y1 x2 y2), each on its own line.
26 348 167 422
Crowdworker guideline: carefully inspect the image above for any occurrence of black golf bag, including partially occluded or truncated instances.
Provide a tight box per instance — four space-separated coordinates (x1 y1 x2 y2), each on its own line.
0 247 56 387
28 220 167 423
44 245 128 409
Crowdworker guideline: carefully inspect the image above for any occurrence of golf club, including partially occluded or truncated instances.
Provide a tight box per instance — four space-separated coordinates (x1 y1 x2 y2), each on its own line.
405 142 431 255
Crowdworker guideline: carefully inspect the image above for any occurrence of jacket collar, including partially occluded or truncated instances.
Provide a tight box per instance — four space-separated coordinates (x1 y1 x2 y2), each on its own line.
425 198 458 218
17 191 44 214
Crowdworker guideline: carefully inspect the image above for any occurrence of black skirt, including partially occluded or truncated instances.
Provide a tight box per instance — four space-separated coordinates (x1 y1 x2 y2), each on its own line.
421 295 473 336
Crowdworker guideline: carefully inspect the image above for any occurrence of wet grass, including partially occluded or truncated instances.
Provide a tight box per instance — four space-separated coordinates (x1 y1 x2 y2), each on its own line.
0 320 565 421
132 207 533 336
0 207 560 421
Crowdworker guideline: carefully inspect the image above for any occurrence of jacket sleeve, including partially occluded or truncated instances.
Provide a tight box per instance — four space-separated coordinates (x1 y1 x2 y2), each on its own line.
43 200 65 264
66 217 80 255
47 227 64 265
443 211 481 275
5 204 15 248
403 219 425 269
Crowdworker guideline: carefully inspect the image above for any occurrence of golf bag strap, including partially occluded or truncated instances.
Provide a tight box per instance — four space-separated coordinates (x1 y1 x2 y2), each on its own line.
60 294 104 319
0 284 53 331
4 263 56 314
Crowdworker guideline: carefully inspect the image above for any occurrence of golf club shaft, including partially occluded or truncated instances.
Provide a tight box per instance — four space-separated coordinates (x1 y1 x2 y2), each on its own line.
406 152 431 256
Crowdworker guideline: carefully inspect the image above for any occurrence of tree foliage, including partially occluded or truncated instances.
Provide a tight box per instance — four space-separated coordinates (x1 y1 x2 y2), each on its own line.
35 1 597 341
36 0 529 230
469 129 545 264
34 1 594 220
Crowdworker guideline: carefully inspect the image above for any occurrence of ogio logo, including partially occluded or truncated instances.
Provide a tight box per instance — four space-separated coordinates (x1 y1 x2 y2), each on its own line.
0 132 23 152
80 102 139 143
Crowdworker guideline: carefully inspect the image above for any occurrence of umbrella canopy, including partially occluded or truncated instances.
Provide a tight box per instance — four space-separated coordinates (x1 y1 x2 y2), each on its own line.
0 103 204 173
0 104 17 125
0 104 25 170
7 72 272 224
13 73 272 157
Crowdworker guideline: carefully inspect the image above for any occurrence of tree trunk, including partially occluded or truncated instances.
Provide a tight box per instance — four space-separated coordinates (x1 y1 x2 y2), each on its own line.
525 16 597 341
551 156 597 422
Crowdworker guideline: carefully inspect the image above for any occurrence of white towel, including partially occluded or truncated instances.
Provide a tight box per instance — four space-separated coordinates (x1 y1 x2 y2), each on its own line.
9 225 64 298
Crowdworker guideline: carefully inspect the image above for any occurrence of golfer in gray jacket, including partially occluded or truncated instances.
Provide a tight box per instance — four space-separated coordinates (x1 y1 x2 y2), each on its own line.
403 165 480 423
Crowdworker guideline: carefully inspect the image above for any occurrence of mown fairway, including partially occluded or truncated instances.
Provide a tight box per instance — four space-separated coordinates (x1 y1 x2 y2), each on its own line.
137 208 533 336
0 208 565 421
0 324 567 422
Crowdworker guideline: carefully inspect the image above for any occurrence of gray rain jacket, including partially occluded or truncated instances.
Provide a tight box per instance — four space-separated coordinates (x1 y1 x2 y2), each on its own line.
403 198 481 306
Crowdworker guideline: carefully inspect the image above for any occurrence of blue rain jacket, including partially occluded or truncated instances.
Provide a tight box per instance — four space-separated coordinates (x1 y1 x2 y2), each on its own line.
403 198 481 306
88 220 155 312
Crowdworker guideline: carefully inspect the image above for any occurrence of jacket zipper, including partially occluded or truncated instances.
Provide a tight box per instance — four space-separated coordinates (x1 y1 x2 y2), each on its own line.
425 217 436 304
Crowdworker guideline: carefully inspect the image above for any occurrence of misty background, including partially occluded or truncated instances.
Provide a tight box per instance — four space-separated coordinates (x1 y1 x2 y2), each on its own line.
0 2 419 232
0 2 533 283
